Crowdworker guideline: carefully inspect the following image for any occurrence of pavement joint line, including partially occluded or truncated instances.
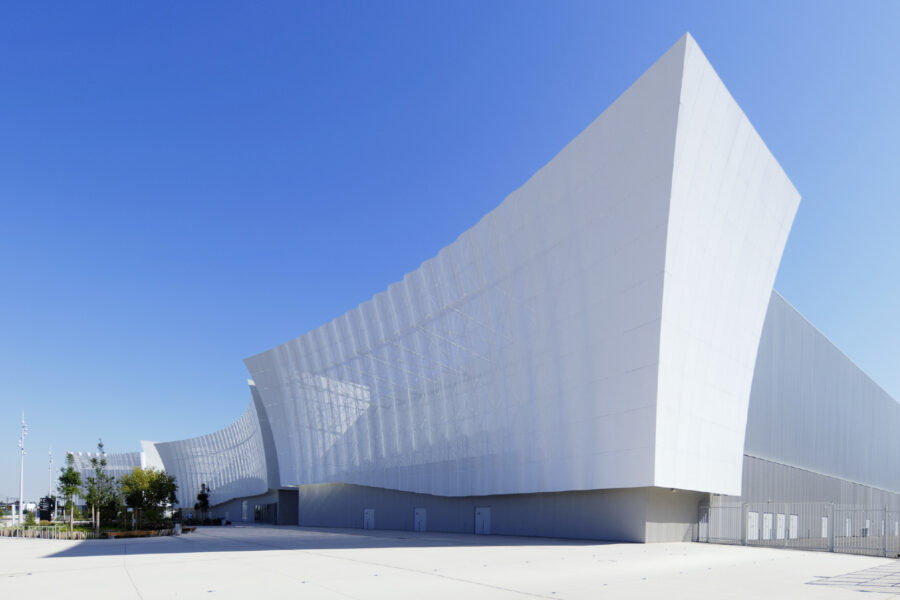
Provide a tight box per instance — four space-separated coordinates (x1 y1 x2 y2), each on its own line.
251 560 368 600
122 538 145 600
156 530 563 599
807 560 900 592
294 548 562 599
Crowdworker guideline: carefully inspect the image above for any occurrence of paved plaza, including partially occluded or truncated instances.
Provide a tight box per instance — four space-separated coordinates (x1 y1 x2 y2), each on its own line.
1 524 898 599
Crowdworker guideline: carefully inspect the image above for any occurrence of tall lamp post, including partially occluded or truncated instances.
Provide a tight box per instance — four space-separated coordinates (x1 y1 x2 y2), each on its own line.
17 412 28 526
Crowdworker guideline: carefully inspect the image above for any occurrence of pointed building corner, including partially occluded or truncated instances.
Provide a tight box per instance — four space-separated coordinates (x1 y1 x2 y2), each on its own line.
654 29 801 495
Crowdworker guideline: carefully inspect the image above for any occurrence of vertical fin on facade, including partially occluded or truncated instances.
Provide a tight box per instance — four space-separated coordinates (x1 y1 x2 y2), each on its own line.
140 440 164 471
250 380 282 491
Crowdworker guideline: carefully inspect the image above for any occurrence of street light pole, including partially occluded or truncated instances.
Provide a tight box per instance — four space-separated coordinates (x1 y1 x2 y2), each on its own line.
17 412 28 526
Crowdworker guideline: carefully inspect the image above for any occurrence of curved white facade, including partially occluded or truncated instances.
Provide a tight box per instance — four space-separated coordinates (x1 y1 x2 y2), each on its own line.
154 396 270 508
244 34 799 498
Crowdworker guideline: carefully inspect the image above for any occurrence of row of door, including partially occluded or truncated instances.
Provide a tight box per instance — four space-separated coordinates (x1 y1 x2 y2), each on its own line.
362 507 491 534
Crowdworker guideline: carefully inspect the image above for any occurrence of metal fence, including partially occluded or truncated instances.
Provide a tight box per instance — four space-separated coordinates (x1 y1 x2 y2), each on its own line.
698 500 900 558
0 525 98 540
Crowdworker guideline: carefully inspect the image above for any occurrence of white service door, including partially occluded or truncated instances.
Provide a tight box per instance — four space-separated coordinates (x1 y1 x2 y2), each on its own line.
747 512 759 541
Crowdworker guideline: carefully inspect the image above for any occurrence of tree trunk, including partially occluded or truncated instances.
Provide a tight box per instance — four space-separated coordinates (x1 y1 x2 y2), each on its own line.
69 503 74 533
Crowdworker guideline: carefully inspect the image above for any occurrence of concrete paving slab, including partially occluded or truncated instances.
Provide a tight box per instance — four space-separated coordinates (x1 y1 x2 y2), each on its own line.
1 524 897 599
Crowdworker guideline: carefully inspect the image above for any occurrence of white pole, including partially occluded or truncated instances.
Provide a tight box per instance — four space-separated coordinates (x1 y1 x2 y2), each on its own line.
18 412 28 526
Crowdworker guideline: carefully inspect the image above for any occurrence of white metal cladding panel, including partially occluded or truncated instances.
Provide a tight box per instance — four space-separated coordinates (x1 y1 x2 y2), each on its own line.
654 35 800 495
745 293 900 494
71 451 141 483
244 35 694 497
72 452 141 482
740 455 900 510
69 451 141 504
154 401 269 507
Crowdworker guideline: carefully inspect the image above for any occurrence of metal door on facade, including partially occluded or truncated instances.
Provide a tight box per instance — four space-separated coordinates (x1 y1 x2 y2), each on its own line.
475 507 491 535
414 508 426 532
363 508 375 530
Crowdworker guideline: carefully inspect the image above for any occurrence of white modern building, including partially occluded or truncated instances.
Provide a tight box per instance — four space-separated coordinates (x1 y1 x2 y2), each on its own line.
75 34 900 544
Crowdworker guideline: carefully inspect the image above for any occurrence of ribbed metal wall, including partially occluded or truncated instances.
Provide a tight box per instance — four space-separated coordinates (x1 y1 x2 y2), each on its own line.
740 455 900 510
71 451 141 483
745 293 900 494
154 400 269 508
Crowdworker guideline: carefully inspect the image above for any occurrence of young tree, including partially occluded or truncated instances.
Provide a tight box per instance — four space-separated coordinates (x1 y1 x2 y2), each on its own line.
194 483 210 521
82 474 99 532
119 467 149 529
81 440 117 534
119 467 178 529
149 471 178 524
57 453 82 533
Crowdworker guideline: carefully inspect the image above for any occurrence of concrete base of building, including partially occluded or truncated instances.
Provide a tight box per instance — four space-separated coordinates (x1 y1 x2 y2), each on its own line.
295 483 705 543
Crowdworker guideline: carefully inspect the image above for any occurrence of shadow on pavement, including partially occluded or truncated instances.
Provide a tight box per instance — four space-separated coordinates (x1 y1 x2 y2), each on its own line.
45 523 611 558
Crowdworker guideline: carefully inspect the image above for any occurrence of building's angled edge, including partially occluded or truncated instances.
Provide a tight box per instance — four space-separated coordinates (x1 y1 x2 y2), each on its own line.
250 380 282 491
654 34 801 494
140 440 164 470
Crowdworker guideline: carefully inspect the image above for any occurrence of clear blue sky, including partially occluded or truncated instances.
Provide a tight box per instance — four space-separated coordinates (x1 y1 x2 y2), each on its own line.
2 1 898 502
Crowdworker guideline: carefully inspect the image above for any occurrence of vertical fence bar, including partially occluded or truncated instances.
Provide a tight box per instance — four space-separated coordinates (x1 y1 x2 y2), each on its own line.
742 503 748 546
829 504 835 553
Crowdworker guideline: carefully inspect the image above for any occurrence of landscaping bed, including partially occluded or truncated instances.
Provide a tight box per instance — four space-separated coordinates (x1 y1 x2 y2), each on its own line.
103 529 177 539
